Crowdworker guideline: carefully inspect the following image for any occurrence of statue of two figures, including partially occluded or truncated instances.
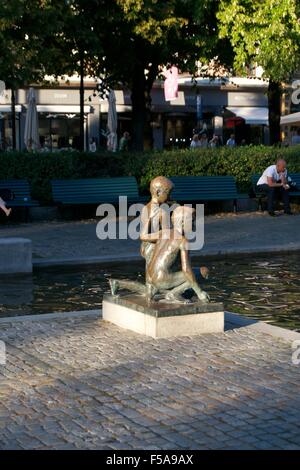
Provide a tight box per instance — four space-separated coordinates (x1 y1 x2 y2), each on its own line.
109 176 210 304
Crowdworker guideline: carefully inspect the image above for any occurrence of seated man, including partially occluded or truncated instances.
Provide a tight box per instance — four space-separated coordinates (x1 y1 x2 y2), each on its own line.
110 206 209 304
256 159 292 216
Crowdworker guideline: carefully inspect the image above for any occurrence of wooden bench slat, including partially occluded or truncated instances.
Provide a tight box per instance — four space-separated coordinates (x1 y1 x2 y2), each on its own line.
0 179 39 208
169 176 239 203
51 177 140 205
51 175 244 208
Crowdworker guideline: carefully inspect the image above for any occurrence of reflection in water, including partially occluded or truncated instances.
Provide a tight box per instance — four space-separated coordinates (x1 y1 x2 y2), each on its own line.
0 275 33 306
206 258 300 332
0 254 299 331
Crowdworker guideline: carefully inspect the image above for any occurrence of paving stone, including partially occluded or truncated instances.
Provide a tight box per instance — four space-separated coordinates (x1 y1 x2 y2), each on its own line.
0 315 299 450
1 214 300 265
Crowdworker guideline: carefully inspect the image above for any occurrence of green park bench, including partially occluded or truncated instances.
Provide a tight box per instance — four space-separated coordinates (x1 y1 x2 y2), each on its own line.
51 176 141 205
169 176 247 211
0 179 39 208
251 174 300 210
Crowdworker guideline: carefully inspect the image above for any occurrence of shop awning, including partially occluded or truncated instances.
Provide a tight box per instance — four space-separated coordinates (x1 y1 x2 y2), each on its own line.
0 104 22 112
100 104 132 113
280 112 300 126
226 106 269 125
36 105 92 113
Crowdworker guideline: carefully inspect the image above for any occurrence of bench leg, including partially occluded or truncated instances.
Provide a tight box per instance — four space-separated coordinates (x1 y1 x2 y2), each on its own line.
25 207 30 223
233 199 237 213
255 196 262 211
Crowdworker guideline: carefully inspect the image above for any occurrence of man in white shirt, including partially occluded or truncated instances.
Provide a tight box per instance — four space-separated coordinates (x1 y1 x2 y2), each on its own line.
256 159 292 216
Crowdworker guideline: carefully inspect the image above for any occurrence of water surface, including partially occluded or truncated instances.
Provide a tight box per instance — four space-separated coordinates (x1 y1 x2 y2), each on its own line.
1 253 299 331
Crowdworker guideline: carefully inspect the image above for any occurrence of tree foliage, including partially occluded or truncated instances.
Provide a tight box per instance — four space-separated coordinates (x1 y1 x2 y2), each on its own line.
217 0 300 144
0 0 233 150
92 0 231 149
0 0 54 88
217 0 300 81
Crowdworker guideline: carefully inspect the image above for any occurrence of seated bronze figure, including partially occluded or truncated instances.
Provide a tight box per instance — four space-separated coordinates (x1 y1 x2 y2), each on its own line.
109 176 209 304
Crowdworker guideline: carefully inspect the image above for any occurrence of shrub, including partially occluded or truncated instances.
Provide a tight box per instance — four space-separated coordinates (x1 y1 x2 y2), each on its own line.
139 145 300 192
0 145 299 204
0 150 148 204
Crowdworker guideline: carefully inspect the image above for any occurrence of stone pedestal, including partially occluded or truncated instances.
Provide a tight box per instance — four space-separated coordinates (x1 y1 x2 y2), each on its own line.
0 238 32 274
103 294 224 338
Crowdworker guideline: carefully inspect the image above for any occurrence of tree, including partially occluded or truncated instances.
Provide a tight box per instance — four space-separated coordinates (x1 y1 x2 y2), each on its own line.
217 0 300 144
89 0 229 150
0 0 47 148
0 0 232 152
40 0 107 151
0 0 105 151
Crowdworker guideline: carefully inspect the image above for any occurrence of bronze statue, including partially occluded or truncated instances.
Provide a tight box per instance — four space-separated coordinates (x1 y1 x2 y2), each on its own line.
140 176 174 267
109 177 209 304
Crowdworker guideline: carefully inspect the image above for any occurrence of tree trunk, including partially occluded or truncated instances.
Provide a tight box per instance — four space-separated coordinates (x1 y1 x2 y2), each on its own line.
79 54 85 152
268 80 282 145
131 64 156 151
144 90 153 151
11 88 16 150
131 66 147 152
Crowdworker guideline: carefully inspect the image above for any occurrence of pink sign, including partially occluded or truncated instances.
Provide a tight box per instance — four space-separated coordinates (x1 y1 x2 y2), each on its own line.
163 66 178 101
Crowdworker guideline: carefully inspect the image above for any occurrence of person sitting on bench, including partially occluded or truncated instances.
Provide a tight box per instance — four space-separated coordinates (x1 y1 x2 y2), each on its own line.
256 159 292 216
0 189 12 217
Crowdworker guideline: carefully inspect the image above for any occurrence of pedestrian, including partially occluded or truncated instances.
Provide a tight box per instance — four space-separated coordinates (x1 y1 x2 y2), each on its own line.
291 128 300 146
209 135 220 148
256 159 293 216
190 134 201 149
119 132 130 152
89 138 97 152
226 133 236 147
199 133 208 148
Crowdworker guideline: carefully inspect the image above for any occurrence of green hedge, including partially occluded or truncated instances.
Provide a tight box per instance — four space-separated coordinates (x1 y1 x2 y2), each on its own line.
0 145 300 204
139 145 300 192
0 150 149 204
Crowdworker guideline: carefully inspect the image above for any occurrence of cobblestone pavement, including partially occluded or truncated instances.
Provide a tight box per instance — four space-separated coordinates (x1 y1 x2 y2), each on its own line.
1 212 300 262
0 316 299 450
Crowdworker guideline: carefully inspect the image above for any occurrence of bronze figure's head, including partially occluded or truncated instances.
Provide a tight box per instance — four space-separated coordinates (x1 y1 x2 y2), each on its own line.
150 176 174 204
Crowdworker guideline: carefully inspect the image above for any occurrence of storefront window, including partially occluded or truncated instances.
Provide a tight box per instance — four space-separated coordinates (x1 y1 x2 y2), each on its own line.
0 113 13 150
39 113 81 150
164 115 194 149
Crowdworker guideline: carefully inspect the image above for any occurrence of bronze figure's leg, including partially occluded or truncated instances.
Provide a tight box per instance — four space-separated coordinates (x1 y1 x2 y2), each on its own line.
165 281 191 303
109 278 147 296
151 270 210 303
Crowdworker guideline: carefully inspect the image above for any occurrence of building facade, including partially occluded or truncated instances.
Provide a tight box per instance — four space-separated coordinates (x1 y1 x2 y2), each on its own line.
0 75 269 151
280 72 300 143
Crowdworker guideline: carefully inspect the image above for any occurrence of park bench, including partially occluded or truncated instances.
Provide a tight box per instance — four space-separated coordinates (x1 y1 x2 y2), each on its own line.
0 179 39 208
169 176 246 211
251 174 300 210
51 176 141 205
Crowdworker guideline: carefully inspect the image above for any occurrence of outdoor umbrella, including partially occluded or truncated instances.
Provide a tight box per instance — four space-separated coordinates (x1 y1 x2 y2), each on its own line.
0 81 5 150
24 87 40 151
107 90 118 152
